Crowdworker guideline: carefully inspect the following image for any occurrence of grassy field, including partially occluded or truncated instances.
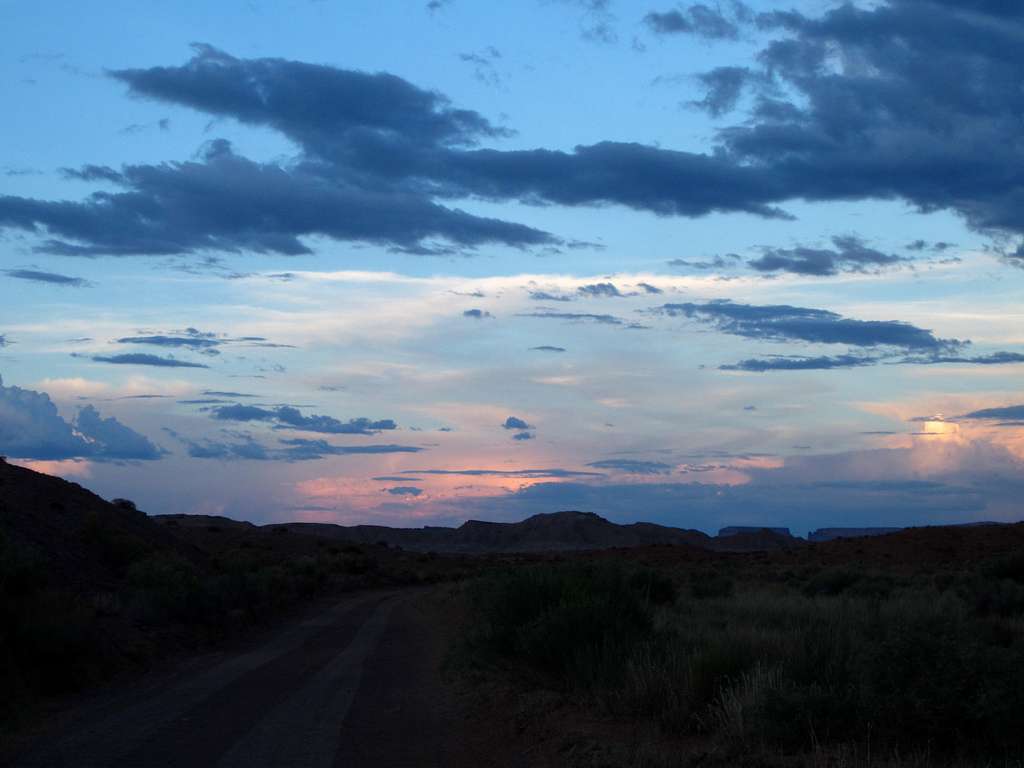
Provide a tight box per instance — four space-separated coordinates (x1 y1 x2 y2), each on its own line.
457 553 1024 767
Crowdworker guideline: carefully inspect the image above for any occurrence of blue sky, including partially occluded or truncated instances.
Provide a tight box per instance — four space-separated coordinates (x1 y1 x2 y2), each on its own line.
3 0 1024 534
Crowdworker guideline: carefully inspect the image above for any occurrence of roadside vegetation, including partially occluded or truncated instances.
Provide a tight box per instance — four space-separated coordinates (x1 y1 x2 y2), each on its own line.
459 556 1024 767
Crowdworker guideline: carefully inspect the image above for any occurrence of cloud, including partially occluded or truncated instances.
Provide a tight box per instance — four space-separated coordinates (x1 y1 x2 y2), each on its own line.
586 458 674 474
655 301 961 352
463 308 493 319
748 236 905 276
385 486 423 496
400 467 605 478
667 254 741 270
4 269 89 287
577 282 622 298
518 310 644 328
528 291 574 302
0 139 553 257
278 438 423 460
644 3 745 39
8 9 1024 259
116 334 222 349
459 47 502 87
690 2 1024 240
898 352 1024 366
210 404 397 435
73 405 163 459
502 416 533 430
512 431 534 441
961 405 1024 421
636 282 663 294
907 240 956 253
721 354 877 372
89 353 209 368
530 345 566 352
0 335 9 348
0 375 162 460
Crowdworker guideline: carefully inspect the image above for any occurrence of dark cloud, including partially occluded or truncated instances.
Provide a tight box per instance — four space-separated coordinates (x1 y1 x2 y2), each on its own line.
0 139 553 257
586 459 674 474
502 416 532 430
693 2 1024 240
164 429 421 461
907 240 956 253
655 301 961 352
385 486 423 496
692 66 752 117
89 353 209 368
203 389 256 397
400 467 604 478
116 334 221 349
667 254 741 270
518 310 644 328
577 282 622 298
898 352 1024 366
644 4 744 39
5 269 89 287
512 431 534 441
961 405 1024 421
7 6 1022 259
211 403 397 435
530 345 566 352
528 291 573 302
721 354 877 372
373 476 423 482
459 47 502 88
278 438 423 460
0 335 9 348
463 308 493 319
636 282 663 294
748 236 905 276
0 376 162 461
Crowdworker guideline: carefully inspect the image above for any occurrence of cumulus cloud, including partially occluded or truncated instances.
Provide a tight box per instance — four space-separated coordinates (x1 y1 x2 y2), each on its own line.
0 375 162 460
528 291 574 302
512 431 534 441
577 282 622 298
502 416 533 430
210 404 397 435
4 3 1023 258
463 308 493 319
5 269 89 287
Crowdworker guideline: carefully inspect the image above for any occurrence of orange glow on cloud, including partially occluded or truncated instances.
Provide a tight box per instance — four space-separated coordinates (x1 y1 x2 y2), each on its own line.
10 459 92 480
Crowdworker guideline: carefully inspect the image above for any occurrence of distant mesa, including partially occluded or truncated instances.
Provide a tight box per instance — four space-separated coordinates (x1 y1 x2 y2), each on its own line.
808 527 903 542
718 526 793 538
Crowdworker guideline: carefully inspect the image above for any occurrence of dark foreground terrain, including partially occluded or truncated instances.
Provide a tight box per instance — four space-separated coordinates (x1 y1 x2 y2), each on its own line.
5 461 1024 766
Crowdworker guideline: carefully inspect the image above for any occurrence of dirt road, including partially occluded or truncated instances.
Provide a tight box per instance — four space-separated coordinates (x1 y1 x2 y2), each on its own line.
11 588 508 768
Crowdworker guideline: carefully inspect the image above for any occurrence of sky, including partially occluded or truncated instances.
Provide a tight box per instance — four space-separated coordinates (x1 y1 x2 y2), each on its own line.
2 0 1024 535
